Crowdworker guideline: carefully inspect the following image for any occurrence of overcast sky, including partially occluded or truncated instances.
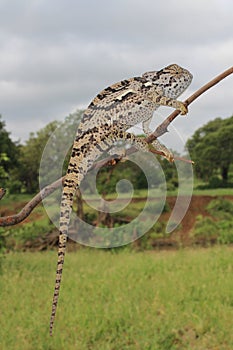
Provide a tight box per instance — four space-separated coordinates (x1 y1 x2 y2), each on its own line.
0 0 232 151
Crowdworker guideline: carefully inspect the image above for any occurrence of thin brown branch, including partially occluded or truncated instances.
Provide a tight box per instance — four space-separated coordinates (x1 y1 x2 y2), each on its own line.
0 66 232 227
0 178 63 227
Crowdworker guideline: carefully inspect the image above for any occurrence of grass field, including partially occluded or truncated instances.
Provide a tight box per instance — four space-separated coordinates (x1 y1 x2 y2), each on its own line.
0 247 233 349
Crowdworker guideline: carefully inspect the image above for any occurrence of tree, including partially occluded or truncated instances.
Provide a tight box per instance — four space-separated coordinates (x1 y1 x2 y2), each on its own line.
39 110 84 189
186 116 233 183
0 115 19 187
16 121 59 193
17 111 83 193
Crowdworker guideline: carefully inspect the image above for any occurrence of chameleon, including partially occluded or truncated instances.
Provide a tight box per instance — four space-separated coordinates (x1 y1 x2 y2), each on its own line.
49 63 193 335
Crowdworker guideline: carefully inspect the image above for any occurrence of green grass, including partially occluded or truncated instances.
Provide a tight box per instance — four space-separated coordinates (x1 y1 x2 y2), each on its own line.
0 192 36 204
0 247 233 349
80 186 233 199
193 188 233 196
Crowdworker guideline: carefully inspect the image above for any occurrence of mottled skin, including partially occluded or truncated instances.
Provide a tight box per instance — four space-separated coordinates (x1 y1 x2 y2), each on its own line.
50 64 193 335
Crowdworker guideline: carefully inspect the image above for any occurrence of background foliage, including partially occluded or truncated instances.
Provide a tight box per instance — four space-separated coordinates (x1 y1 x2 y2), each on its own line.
186 116 233 186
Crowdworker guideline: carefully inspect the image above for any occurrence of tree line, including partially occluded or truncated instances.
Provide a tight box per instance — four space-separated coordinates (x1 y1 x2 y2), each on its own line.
187 115 233 187
0 113 232 194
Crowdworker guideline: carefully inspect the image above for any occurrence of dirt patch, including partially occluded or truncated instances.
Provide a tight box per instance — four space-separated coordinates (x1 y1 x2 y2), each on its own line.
165 195 233 245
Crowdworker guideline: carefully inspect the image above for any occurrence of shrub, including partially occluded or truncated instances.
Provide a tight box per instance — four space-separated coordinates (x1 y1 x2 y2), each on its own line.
7 180 22 194
206 197 233 219
217 221 233 244
209 176 225 188
192 197 233 245
192 215 218 240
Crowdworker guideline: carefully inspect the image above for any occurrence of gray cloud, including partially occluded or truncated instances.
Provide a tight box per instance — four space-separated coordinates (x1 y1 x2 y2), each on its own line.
0 0 232 151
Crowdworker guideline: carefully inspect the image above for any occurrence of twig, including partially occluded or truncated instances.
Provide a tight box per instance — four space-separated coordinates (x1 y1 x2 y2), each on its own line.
0 66 232 227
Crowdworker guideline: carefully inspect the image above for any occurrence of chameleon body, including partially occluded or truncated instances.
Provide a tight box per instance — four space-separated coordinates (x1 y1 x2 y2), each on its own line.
50 64 193 335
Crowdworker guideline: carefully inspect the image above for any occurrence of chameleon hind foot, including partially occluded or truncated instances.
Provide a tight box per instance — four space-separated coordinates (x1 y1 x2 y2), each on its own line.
151 139 174 162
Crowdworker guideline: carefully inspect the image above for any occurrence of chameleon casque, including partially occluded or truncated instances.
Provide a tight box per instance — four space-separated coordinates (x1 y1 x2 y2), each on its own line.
49 63 193 335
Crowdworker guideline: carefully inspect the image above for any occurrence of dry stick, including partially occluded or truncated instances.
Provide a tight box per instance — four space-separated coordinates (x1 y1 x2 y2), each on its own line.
0 178 63 226
0 66 232 227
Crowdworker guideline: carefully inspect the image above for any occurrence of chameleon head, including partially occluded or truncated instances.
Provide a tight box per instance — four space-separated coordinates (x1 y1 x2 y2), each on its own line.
143 63 193 99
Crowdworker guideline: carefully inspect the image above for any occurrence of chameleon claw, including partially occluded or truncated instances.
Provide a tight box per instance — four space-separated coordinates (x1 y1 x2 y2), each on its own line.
162 151 174 162
178 102 188 115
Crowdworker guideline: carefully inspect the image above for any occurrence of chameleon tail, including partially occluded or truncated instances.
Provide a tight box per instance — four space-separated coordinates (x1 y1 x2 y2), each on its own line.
49 230 67 336
49 128 143 335
49 180 75 335
49 136 88 335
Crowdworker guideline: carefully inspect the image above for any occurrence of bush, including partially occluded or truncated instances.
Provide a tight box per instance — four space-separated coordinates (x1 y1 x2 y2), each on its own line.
217 221 233 244
192 215 218 240
137 221 168 250
1 220 54 251
206 197 233 219
7 180 22 194
192 198 233 245
197 178 233 190
209 176 225 188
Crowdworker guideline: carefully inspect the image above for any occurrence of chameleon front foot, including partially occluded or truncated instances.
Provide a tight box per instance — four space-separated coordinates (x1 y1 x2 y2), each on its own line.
177 102 188 115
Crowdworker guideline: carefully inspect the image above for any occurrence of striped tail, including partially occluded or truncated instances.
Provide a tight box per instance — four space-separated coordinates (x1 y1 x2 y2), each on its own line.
49 134 88 335
49 128 119 335
49 231 67 335
49 177 76 335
